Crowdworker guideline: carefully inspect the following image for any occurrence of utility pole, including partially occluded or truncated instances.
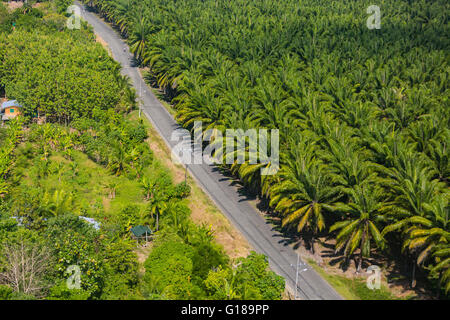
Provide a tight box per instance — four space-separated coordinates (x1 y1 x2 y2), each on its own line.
295 253 299 299
139 79 142 118
291 252 308 300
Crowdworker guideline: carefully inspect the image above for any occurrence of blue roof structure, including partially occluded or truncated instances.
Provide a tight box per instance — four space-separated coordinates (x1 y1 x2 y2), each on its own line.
1 100 22 112
79 216 101 230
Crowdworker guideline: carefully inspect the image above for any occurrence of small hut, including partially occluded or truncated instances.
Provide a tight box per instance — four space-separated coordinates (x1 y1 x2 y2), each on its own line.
130 225 153 243
1 100 22 121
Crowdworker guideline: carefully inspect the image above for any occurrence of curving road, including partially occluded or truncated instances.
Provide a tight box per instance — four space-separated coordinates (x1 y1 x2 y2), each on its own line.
77 2 342 300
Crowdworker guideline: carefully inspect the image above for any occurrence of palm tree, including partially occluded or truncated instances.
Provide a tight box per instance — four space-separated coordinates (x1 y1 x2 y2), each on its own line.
127 146 140 172
166 200 188 230
430 243 450 296
22 1 32 14
39 190 73 217
383 193 449 285
69 161 78 178
408 194 449 266
37 159 51 179
323 134 377 194
140 176 154 200
111 0 132 36
330 185 386 272
270 139 340 253
116 75 137 113
427 138 449 183
378 148 445 287
378 147 442 220
147 187 168 231
108 143 129 175
53 162 65 183
175 80 230 130
105 181 118 199
129 16 153 63
59 134 74 159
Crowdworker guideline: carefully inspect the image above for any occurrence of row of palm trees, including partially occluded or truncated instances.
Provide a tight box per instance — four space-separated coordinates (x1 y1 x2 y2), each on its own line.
82 0 449 294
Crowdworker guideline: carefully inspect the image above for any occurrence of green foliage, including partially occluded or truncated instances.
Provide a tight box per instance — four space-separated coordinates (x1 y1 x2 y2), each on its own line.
0 16 129 124
100 239 140 299
330 185 387 271
0 284 13 300
0 3 12 33
235 252 285 300
204 252 284 300
0 7 152 300
84 0 449 296
174 182 191 199
47 281 91 300
143 231 197 299
42 13 67 31
54 0 73 14
45 216 103 297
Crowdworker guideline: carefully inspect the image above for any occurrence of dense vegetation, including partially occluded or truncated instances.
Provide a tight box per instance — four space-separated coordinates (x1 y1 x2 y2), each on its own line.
83 0 450 297
0 2 284 300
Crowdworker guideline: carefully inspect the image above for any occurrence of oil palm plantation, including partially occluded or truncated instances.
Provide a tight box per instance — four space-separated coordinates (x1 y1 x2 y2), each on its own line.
81 0 450 296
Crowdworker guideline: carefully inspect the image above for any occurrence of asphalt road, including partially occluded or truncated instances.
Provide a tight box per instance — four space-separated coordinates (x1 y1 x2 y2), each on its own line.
77 2 343 300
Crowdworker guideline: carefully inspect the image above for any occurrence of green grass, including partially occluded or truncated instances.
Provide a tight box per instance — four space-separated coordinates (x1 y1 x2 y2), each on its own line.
307 259 405 300
16 147 148 219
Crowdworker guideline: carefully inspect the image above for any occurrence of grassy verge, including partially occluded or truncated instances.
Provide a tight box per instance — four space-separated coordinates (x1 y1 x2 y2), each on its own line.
307 259 414 300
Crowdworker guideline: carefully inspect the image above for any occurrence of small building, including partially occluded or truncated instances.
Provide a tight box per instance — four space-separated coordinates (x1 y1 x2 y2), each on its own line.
1 100 22 121
130 225 153 242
